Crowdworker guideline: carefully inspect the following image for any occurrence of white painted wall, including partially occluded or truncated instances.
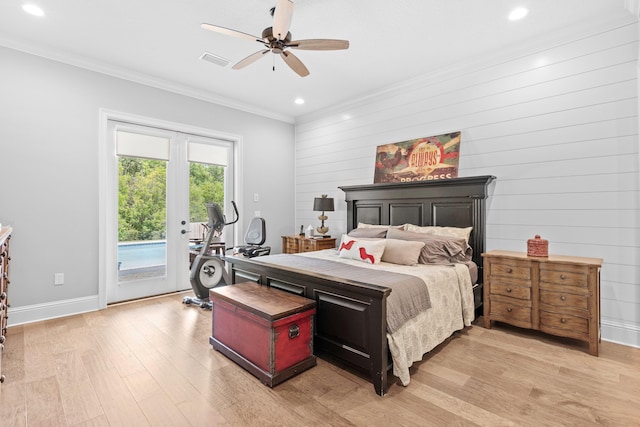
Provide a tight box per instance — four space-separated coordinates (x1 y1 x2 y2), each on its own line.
295 22 640 347
0 46 295 323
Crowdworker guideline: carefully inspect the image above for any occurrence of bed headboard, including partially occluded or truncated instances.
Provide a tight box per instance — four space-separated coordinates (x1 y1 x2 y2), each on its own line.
339 175 495 276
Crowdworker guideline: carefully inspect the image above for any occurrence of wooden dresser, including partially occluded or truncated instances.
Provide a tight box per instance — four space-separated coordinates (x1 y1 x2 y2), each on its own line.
281 236 336 254
0 227 12 384
482 250 602 355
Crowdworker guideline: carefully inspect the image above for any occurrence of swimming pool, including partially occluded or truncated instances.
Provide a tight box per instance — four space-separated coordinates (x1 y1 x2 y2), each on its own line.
118 241 166 270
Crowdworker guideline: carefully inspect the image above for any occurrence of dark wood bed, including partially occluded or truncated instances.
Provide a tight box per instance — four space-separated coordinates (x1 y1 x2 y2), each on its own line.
224 175 495 395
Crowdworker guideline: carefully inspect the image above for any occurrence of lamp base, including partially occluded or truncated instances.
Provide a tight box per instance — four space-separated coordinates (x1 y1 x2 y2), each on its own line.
316 226 329 235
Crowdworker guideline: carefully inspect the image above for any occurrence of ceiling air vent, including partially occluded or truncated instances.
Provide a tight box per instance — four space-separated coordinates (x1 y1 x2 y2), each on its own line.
200 52 231 67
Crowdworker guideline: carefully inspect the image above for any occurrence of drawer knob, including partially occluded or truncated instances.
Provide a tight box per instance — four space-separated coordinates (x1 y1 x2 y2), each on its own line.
560 296 566 301
0 335 4 344
0 292 5 300
506 288 512 293
506 268 513 273
507 307 513 312
561 318 566 323
560 274 566 280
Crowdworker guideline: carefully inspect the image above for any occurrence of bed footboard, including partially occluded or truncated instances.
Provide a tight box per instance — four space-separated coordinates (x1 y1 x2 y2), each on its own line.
226 255 393 396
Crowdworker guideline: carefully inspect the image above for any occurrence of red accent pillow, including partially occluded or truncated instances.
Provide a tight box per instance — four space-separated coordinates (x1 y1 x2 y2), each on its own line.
338 235 386 264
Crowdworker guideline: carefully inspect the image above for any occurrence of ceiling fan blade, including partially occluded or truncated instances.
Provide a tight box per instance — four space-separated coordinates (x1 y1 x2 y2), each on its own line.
280 51 309 77
232 49 270 70
288 39 350 50
272 0 294 41
201 23 261 43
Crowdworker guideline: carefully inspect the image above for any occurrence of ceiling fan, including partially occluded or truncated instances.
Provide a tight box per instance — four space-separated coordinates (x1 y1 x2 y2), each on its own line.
201 0 349 77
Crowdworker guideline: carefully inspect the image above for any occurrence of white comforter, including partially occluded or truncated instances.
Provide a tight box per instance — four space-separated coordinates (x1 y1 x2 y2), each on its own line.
296 249 475 386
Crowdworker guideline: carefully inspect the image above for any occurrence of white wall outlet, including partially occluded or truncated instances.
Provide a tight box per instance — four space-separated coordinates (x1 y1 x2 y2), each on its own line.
54 273 64 286
253 193 259 202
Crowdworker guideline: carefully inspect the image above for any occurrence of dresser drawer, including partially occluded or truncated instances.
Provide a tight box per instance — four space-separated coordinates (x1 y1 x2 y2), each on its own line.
540 264 588 288
489 259 532 281
282 236 336 254
301 241 315 252
490 281 531 300
539 310 589 336
489 296 532 328
539 290 588 311
314 239 336 250
282 237 299 254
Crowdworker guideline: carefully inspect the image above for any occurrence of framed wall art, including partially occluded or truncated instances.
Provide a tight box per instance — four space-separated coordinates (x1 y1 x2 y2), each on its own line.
373 132 461 183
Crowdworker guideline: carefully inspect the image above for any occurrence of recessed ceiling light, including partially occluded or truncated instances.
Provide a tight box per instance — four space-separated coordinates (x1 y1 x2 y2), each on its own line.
23 4 44 17
294 98 305 105
508 7 528 21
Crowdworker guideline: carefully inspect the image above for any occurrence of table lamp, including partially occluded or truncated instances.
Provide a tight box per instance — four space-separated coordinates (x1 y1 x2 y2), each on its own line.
313 194 334 236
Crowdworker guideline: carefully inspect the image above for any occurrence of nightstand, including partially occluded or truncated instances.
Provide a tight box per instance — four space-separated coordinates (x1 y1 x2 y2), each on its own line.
281 236 336 254
483 250 602 356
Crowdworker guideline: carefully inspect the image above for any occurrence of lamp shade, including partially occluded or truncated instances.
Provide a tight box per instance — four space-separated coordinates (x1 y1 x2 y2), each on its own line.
313 195 334 212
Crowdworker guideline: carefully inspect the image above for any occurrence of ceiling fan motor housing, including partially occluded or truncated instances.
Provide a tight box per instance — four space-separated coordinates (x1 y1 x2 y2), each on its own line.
262 26 292 53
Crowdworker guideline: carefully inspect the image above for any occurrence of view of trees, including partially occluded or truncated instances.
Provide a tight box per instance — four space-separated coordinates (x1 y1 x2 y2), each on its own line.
189 162 225 224
118 157 224 242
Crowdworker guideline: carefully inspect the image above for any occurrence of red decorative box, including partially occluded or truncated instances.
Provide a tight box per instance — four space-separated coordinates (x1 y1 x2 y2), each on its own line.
209 282 316 387
527 235 548 257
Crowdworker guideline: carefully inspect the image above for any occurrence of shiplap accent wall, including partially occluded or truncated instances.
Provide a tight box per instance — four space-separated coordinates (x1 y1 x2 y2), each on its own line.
294 21 639 347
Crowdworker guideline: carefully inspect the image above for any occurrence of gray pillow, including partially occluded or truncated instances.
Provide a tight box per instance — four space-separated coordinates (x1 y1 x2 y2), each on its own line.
386 228 472 264
348 227 388 238
380 238 425 265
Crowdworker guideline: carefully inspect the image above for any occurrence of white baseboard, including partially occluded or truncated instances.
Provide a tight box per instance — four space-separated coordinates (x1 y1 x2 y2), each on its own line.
601 319 640 349
7 295 101 327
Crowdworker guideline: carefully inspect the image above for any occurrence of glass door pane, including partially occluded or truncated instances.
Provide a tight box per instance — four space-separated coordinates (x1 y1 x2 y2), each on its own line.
188 148 228 268
117 156 167 282
107 123 177 304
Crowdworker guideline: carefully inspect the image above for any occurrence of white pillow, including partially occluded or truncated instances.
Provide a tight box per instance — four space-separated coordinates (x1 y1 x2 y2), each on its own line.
405 224 473 244
338 235 386 264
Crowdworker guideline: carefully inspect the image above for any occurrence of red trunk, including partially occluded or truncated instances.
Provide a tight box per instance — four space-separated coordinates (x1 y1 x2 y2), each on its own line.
209 282 316 387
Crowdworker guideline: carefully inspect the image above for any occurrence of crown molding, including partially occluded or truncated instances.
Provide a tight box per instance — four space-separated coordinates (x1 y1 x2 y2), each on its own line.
0 36 295 124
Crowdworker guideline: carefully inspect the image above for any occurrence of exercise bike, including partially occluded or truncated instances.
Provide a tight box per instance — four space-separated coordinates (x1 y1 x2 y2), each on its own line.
183 201 238 309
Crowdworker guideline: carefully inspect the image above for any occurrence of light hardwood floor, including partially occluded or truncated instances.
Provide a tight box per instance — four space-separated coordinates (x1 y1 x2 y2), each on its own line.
1 291 639 426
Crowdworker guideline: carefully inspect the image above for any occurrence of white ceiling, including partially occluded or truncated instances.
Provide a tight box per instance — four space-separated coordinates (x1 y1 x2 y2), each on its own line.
0 0 633 122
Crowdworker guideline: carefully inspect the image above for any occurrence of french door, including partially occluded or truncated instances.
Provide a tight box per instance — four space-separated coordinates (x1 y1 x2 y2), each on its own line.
102 119 234 304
